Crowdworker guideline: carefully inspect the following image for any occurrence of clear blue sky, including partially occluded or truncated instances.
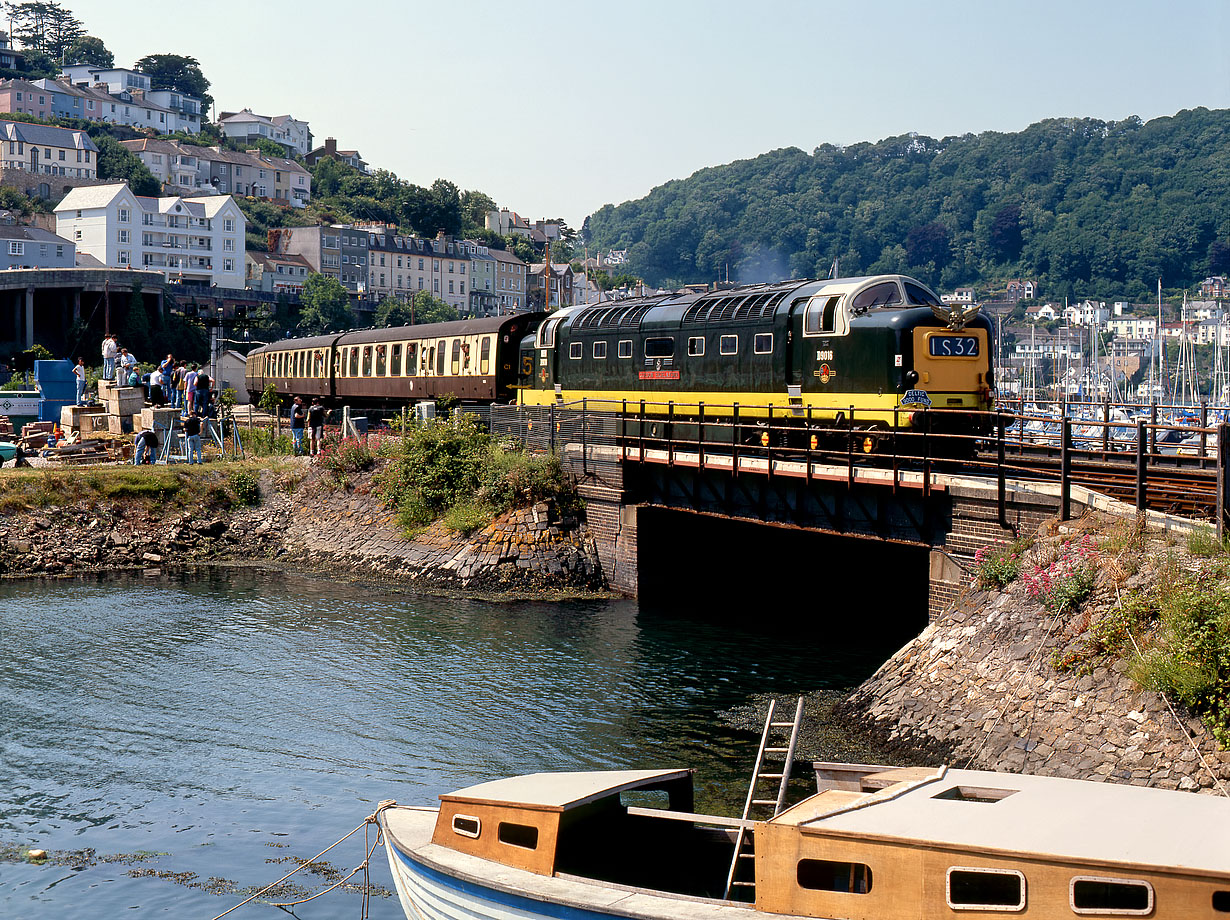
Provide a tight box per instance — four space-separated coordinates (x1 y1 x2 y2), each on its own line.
62 0 1230 230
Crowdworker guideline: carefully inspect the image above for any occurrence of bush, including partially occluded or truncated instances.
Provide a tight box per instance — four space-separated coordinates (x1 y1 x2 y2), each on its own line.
317 435 375 486
974 539 1024 589
227 469 261 506
1021 535 1098 614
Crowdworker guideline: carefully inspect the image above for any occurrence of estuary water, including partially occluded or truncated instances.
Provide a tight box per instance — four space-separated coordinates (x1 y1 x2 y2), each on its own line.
0 571 900 918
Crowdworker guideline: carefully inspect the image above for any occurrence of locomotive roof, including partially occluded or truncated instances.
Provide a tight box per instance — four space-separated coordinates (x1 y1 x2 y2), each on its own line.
559 275 940 334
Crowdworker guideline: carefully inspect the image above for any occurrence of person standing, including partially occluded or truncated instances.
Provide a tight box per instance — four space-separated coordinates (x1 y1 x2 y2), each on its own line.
149 366 165 405
289 396 306 454
193 372 211 417
101 334 117 380
307 397 325 456
73 356 87 406
183 411 203 464
183 364 199 413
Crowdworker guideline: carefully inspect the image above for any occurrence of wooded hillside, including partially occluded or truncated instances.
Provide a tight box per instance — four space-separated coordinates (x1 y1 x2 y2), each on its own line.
582 108 1230 300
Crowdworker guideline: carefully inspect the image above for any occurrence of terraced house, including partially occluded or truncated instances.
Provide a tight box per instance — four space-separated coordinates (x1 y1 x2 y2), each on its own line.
121 139 311 207
0 122 97 180
365 231 470 311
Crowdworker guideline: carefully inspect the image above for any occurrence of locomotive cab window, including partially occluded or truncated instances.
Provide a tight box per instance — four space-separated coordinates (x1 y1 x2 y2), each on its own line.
720 334 738 355
687 336 704 356
852 281 902 310
593 341 607 359
538 316 563 348
905 281 941 306
805 295 846 335
645 337 675 358
569 342 582 360
754 333 773 354
618 339 632 359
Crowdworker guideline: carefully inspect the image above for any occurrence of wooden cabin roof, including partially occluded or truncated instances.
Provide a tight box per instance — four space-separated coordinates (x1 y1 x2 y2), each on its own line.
439 769 692 813
776 766 1230 877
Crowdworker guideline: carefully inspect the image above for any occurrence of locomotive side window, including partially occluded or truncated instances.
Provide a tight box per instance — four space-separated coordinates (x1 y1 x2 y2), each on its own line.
376 345 387 376
754 333 773 354
451 340 461 375
618 340 632 359
804 295 843 334
539 316 562 348
688 336 705 356
720 335 738 355
436 340 446 376
407 343 418 375
480 338 491 375
569 342 582 359
852 281 902 310
593 341 607 359
645 337 675 358
391 344 402 376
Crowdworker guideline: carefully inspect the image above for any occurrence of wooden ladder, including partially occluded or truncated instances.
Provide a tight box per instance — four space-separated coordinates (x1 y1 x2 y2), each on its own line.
723 696 804 901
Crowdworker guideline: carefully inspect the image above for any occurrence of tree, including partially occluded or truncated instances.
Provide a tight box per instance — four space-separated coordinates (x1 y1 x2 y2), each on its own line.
91 133 160 196
6 2 80 55
460 189 497 230
298 275 353 333
133 53 213 114
409 291 457 325
63 34 111 67
1209 240 1230 276
121 284 152 358
375 297 415 328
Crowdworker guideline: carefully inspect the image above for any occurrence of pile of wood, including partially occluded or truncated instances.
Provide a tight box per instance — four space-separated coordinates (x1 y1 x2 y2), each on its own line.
46 437 128 464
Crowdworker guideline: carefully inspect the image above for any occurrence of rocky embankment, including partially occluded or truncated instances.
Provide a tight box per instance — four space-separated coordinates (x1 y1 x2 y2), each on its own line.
0 461 604 596
839 511 1230 792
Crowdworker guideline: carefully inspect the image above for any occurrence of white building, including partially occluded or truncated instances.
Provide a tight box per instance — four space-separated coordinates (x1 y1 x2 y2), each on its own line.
59 65 203 135
1061 300 1110 327
1105 315 1157 339
54 183 246 289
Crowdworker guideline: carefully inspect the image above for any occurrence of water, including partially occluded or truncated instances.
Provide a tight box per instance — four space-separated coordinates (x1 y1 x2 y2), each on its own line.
0 571 900 918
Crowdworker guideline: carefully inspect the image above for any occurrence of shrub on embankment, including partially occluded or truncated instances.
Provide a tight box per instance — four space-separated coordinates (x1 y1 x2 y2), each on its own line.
373 415 580 537
0 464 270 514
975 516 1230 748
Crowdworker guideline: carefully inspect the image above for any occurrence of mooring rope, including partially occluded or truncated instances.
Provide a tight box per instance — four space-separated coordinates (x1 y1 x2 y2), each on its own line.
207 800 397 920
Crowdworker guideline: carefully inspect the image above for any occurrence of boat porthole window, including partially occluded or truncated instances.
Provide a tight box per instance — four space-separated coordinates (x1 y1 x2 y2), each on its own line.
1070 877 1153 915
451 815 481 839
1214 890 1230 912
946 867 1025 912
497 822 538 850
797 858 872 894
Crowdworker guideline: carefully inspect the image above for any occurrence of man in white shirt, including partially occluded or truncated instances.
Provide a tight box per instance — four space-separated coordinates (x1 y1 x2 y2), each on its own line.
101 334 117 379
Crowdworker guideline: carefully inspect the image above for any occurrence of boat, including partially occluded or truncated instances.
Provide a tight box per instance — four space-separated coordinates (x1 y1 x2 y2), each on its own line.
380 762 1230 920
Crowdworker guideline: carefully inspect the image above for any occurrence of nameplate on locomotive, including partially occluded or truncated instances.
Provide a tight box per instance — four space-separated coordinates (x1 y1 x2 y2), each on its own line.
902 389 932 407
639 370 681 381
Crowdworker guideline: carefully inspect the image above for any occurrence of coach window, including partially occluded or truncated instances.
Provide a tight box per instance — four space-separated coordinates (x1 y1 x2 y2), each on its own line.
376 345 387 376
593 341 607 359
451 339 462 375
569 342 582 360
436 340 446 376
688 336 704 356
362 346 373 377
314 349 324 377
480 338 491 374
391 344 403 376
424 345 433 375
754 333 773 354
618 339 632 359
350 347 359 377
407 343 418 375
720 334 738 355
462 342 471 372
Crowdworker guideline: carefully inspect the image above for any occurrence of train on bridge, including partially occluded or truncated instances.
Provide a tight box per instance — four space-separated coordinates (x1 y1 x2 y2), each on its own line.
245 274 995 444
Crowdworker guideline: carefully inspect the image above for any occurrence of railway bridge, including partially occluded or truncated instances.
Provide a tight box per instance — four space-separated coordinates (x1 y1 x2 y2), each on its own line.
490 402 1230 623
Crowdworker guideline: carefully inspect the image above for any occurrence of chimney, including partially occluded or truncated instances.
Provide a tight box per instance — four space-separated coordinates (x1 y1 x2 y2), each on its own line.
324 137 337 156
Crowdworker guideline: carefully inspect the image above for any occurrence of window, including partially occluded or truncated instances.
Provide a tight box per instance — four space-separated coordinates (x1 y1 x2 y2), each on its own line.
720 334 738 355
479 338 490 375
347 347 357 377
7 241 22 256
224 218 234 232
593 341 607 359
804 295 843 335
118 250 130 265
118 207 130 222
450 339 461 375
851 281 902 310
569 342 582 359
375 345 387 376
797 859 872 894
644 337 674 358
946 867 1025 911
754 333 773 354
687 336 704 356
224 259 234 272
618 339 632 359
1070 877 1153 915
436 340 445 376
497 823 538 850
1213 891 1230 912
452 815 481 839
118 229 129 243
406 343 418 375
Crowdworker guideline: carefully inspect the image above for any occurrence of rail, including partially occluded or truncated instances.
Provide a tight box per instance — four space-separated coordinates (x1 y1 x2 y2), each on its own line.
489 399 1230 537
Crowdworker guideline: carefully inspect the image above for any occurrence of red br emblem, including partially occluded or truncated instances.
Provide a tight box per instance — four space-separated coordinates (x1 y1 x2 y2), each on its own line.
820 364 833 384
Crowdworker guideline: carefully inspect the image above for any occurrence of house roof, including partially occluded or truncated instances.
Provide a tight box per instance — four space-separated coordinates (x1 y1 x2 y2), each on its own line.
488 248 526 266
54 183 132 212
0 224 72 244
247 251 312 271
121 137 183 157
0 120 96 151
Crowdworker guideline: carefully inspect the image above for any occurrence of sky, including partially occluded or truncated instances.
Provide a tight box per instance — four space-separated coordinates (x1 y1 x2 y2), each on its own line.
56 0 1230 230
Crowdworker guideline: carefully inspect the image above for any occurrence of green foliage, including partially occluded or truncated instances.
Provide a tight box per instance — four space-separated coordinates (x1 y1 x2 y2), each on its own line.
121 284 152 357
134 53 213 113
1128 566 1230 746
92 134 160 196
583 109 1230 295
8 2 82 59
298 274 354 333
1021 535 1099 615
373 291 455 328
316 435 375 487
226 469 261 506
257 383 280 414
1187 527 1230 558
441 500 493 534
238 427 294 456
461 190 497 230
974 539 1026 589
244 135 291 159
64 34 112 67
